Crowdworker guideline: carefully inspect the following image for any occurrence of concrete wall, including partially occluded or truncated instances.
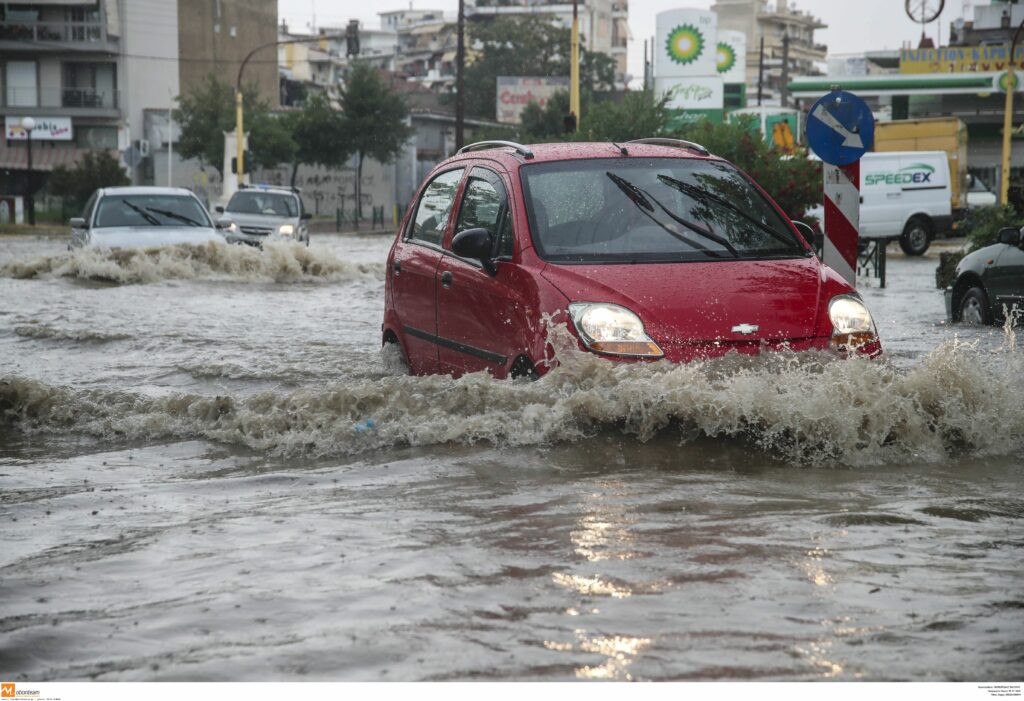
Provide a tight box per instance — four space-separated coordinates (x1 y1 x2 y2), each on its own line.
120 0 180 160
178 0 278 107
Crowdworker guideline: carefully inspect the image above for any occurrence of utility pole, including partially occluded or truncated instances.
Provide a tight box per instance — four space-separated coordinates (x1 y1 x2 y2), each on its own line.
757 35 765 106
1000 18 1023 206
456 0 466 150
569 0 580 130
780 33 790 108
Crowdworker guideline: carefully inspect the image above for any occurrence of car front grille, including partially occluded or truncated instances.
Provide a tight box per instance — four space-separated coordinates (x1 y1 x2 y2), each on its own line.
240 226 273 236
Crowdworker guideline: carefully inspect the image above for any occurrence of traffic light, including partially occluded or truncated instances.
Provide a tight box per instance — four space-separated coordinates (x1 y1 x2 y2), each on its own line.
231 151 253 174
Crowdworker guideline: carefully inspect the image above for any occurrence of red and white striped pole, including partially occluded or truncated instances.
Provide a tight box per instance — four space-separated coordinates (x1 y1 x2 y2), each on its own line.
822 161 859 286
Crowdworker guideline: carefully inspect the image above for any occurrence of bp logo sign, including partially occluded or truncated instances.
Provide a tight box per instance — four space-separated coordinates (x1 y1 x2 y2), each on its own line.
716 42 736 74
666 24 704 65
997 71 1020 92
865 163 936 186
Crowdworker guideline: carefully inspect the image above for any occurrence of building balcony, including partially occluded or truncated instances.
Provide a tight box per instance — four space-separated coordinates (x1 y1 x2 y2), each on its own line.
2 87 121 118
0 19 116 51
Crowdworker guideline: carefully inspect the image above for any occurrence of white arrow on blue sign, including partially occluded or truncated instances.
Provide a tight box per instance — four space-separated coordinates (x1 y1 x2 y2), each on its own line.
805 90 875 166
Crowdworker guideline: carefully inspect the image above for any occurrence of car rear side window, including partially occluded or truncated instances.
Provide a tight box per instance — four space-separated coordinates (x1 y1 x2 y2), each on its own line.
453 171 509 256
410 168 464 246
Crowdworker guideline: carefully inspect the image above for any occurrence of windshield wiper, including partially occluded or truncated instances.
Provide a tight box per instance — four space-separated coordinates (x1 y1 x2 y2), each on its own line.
656 174 800 252
120 199 162 226
144 207 202 227
606 172 739 258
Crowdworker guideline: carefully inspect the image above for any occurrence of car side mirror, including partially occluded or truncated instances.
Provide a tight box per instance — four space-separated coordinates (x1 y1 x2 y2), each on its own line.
997 226 1022 246
215 216 233 230
452 227 494 271
791 220 822 253
69 217 86 229
301 213 312 220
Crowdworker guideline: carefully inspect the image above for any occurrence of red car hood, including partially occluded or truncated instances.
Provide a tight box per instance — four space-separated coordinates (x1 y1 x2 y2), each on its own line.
541 256 826 344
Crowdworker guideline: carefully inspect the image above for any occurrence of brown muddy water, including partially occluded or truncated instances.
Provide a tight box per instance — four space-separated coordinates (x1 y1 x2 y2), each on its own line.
0 235 1021 681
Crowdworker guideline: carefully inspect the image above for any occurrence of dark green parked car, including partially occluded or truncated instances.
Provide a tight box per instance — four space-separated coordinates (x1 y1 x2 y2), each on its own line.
946 226 1024 325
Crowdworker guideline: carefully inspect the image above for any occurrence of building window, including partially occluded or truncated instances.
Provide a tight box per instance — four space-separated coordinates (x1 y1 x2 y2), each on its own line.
76 126 118 149
5 61 38 107
63 62 117 108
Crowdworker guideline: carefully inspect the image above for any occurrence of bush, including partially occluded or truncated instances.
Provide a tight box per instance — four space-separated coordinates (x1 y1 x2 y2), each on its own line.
49 151 129 210
959 204 1021 252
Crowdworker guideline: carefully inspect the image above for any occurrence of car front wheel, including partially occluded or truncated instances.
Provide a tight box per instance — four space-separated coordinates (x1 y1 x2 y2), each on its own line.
957 285 992 325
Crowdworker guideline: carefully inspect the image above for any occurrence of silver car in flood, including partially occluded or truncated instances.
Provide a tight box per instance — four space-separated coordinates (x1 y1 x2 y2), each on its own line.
69 187 223 249
214 186 311 247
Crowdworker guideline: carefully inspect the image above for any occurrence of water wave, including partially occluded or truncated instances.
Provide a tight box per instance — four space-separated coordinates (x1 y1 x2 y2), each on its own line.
2 338 1021 466
0 241 381 285
14 324 132 343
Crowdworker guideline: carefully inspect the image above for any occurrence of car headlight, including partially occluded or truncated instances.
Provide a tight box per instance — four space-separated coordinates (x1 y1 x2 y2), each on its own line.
828 294 878 352
568 303 664 358
224 222 238 233
278 224 295 236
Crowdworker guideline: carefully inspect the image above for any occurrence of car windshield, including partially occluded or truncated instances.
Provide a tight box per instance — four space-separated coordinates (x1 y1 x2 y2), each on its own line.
521 158 804 263
94 194 211 228
226 191 298 217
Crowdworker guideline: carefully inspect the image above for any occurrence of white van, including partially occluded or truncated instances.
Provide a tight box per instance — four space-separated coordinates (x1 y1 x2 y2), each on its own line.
806 151 953 256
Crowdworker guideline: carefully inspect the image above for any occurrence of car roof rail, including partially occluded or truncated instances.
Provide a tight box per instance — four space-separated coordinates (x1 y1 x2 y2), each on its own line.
625 137 710 156
457 140 535 159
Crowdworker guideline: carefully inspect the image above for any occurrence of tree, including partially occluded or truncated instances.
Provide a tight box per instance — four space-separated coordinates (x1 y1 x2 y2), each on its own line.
577 90 674 142
173 74 296 178
284 92 352 187
49 151 129 208
461 15 616 120
339 63 413 220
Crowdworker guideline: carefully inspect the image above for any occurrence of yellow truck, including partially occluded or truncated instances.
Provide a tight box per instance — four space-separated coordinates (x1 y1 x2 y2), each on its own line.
872 117 968 215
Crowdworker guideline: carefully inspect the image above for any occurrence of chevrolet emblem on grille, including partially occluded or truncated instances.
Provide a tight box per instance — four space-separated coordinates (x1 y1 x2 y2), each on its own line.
731 323 759 335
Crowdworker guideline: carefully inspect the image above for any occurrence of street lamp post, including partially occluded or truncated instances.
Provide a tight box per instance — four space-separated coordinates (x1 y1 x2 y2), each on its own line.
999 18 1023 206
22 116 36 226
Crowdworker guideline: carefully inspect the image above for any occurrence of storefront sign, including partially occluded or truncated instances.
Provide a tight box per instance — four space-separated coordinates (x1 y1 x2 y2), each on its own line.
899 44 1024 74
5 116 73 141
657 76 724 110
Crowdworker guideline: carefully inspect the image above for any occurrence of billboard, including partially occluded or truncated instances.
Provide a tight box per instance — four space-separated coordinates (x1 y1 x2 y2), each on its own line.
899 44 1024 74
716 29 746 84
496 76 570 124
5 116 73 141
655 9 717 79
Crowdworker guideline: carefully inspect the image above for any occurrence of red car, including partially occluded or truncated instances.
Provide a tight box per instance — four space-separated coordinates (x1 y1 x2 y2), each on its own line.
383 139 881 378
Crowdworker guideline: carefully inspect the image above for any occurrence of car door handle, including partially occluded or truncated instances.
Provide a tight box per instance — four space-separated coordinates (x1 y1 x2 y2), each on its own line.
887 192 901 198
441 270 453 288
392 260 401 275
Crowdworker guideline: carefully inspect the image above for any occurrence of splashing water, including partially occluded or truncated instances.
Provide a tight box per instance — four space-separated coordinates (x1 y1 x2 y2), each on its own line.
2 332 1021 466
0 240 383 285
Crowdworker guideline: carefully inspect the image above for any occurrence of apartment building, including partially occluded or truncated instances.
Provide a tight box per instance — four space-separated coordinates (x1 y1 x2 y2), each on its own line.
711 0 827 105
0 0 276 190
470 0 630 86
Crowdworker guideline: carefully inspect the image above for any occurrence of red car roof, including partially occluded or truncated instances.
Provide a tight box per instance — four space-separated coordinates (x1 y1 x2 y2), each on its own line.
445 141 716 168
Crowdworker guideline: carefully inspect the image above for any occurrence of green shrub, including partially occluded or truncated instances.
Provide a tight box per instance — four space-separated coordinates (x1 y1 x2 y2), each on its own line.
959 204 1021 252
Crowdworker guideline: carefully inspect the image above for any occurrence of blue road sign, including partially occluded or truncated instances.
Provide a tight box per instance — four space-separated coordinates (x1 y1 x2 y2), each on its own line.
806 90 875 166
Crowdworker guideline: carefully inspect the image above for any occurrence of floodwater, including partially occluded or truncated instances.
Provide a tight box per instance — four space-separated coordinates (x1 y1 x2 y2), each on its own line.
1 234 1021 682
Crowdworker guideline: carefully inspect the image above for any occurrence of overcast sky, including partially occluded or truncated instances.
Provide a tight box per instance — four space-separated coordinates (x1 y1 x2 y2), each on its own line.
279 0 967 82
